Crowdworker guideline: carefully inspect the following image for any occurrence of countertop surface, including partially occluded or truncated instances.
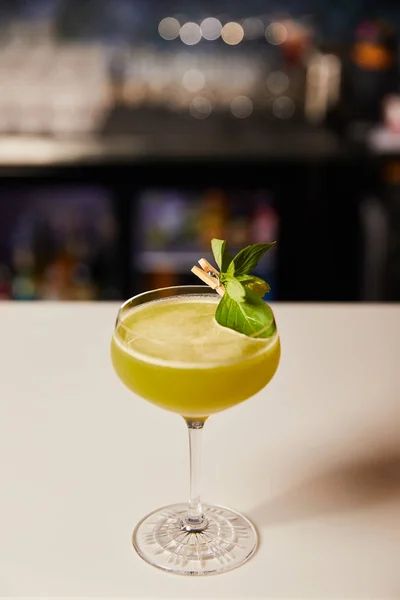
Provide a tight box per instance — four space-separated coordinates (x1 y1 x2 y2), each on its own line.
0 303 399 599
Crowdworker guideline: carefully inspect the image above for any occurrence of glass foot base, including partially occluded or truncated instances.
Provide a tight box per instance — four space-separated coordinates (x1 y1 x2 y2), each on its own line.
132 503 258 576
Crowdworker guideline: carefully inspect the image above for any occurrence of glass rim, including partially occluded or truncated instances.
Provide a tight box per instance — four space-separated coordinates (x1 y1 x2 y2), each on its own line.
118 285 212 313
115 285 218 339
114 284 277 348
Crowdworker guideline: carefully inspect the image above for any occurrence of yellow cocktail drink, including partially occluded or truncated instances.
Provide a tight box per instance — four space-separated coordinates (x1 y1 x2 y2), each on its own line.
111 294 280 419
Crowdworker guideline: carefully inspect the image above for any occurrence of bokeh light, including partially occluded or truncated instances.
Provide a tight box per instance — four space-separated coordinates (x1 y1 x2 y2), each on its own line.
231 96 253 118
182 69 205 93
242 17 264 40
158 17 180 41
201 17 222 41
221 22 244 46
265 22 288 45
190 96 212 119
180 22 202 46
267 71 290 95
273 96 295 119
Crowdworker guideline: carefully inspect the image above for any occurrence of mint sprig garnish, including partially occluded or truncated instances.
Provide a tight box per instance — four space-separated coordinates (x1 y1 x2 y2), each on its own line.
211 238 276 339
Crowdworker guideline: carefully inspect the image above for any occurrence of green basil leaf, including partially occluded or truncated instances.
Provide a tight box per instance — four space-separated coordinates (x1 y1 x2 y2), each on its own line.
226 278 246 303
211 238 234 273
230 242 276 276
215 287 276 338
235 274 254 282
237 274 271 296
211 239 226 271
221 250 233 273
226 260 236 277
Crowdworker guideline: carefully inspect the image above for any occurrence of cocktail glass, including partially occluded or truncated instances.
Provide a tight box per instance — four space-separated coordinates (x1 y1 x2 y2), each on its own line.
111 285 280 575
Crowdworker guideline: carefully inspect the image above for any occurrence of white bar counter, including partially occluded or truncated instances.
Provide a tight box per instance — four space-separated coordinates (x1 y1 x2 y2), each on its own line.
0 303 399 599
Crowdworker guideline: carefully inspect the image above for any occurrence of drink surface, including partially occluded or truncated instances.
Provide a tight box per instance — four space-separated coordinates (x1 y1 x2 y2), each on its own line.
111 295 280 418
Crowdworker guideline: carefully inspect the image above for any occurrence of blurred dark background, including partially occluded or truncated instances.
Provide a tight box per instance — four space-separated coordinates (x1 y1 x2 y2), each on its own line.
0 0 399 302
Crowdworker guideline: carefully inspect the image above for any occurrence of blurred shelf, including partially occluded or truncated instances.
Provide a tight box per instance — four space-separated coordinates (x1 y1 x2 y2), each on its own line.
0 135 146 167
0 125 358 172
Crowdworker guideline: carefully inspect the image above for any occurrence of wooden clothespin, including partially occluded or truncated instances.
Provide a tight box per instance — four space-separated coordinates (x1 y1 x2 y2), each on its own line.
191 258 225 296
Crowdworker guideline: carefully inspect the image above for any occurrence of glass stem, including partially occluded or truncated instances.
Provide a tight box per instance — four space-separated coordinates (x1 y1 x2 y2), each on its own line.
184 420 208 531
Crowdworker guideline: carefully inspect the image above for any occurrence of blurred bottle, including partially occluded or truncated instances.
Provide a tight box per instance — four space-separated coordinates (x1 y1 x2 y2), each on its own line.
38 263 63 300
0 265 12 300
198 189 227 249
250 193 278 243
160 192 187 250
250 193 279 299
280 18 314 68
38 248 75 300
12 248 36 300
306 52 342 126
108 45 130 106
383 94 400 132
337 19 399 127
229 215 250 249
72 262 96 300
